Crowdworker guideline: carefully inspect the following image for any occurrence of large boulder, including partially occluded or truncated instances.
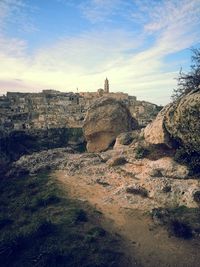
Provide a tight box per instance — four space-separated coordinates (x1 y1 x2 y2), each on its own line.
83 97 138 152
144 104 173 147
165 91 200 152
144 91 200 152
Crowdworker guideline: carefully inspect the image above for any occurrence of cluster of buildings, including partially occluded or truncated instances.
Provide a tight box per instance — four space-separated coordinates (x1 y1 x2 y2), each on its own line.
0 79 161 132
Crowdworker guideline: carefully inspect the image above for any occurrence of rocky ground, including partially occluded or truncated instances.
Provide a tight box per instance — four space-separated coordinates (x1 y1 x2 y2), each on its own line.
5 143 200 267
8 142 200 211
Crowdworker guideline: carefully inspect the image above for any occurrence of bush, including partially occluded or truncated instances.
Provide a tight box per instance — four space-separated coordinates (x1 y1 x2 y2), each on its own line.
32 194 61 208
126 186 148 197
67 208 88 224
87 227 106 238
35 220 56 237
172 47 200 100
108 156 127 167
151 206 200 239
169 220 193 239
174 146 200 176
135 146 149 159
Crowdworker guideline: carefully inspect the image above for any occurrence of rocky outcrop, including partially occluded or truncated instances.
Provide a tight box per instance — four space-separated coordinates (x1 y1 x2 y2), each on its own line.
144 91 200 152
10 146 199 209
165 91 200 152
7 147 75 176
114 130 142 149
144 104 172 147
83 97 138 152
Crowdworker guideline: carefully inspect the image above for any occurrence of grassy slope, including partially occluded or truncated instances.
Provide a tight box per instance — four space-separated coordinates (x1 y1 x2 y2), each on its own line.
0 172 127 267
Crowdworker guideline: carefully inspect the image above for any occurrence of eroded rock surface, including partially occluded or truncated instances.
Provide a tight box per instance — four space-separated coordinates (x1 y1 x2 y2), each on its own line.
144 104 172 147
165 91 200 152
83 97 138 152
9 146 200 210
144 91 200 153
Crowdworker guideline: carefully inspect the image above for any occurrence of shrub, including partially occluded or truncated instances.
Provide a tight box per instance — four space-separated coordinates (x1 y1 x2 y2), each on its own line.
35 220 56 237
172 47 200 101
162 185 172 193
169 220 193 239
126 186 148 197
135 146 149 159
174 146 200 176
151 206 200 239
68 208 88 224
108 156 127 167
87 227 106 238
33 194 61 208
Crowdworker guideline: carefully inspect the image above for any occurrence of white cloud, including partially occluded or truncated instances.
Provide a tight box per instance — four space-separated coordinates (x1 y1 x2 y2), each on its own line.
0 0 37 33
0 0 200 105
77 0 124 23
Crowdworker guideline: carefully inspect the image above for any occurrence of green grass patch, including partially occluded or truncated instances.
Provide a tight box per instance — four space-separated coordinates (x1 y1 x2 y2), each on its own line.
0 171 126 267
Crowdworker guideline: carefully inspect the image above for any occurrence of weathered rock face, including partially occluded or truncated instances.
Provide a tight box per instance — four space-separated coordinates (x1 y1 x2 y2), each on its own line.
144 91 200 152
144 104 172 147
83 97 138 152
114 130 142 149
165 91 200 152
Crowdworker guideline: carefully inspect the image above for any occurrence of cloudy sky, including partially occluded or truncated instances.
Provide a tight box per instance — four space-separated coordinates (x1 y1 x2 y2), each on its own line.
0 0 200 104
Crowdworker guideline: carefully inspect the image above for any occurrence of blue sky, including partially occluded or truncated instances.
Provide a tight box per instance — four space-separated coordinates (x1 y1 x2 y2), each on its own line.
0 0 200 104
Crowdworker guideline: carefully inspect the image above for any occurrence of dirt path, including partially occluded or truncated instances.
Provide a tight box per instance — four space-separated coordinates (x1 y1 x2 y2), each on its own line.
55 170 200 267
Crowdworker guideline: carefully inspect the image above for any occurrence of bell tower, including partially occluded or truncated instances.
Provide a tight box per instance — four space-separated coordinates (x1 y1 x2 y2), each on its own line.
104 78 109 93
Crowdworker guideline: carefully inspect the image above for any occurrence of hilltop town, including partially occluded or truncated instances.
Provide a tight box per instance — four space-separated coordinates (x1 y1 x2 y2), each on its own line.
0 79 161 132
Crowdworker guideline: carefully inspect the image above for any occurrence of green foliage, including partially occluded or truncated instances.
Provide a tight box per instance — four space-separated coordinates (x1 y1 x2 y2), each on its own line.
0 172 125 267
174 146 200 176
135 146 149 159
172 47 200 100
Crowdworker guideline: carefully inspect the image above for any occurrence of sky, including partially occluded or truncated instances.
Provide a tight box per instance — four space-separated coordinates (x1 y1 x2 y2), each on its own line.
0 0 200 104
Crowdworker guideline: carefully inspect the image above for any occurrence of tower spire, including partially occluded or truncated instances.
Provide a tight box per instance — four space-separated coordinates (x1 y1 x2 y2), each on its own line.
104 78 109 93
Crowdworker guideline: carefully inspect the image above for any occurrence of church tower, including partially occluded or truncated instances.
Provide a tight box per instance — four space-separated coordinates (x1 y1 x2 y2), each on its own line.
104 78 109 93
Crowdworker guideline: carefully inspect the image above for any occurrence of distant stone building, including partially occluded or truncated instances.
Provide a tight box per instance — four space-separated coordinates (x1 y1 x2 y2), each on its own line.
104 78 109 93
0 80 162 132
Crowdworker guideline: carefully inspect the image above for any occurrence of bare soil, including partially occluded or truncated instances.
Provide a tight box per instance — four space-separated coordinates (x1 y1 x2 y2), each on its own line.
56 170 200 267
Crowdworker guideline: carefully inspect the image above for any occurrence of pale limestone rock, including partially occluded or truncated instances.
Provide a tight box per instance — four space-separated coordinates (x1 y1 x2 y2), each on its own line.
10 147 200 210
83 97 138 152
165 91 200 152
114 130 142 150
144 104 172 147
144 91 200 154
